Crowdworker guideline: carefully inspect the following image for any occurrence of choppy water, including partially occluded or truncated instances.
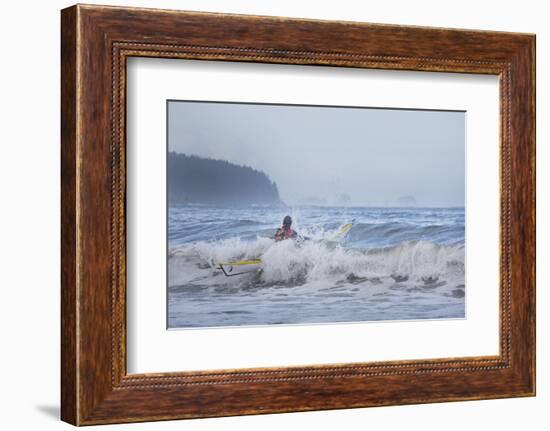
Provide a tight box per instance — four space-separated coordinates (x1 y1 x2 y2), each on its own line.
168 205 465 328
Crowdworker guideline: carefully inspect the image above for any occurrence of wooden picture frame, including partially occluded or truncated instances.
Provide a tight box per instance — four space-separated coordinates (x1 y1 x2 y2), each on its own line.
61 4 535 425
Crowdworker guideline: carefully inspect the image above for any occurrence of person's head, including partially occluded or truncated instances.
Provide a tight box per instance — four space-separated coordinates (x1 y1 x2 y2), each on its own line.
283 215 292 228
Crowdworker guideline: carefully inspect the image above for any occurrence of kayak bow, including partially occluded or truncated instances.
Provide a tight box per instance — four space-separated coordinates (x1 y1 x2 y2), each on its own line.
218 259 262 277
217 221 354 277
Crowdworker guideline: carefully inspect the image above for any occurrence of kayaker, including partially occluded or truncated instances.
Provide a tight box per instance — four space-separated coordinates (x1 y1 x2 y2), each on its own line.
274 215 298 241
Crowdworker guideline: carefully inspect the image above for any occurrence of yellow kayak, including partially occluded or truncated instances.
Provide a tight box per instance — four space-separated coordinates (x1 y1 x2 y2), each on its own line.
218 221 354 276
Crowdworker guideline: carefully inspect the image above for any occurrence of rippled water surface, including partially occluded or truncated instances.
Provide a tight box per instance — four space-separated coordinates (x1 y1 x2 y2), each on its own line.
168 205 465 328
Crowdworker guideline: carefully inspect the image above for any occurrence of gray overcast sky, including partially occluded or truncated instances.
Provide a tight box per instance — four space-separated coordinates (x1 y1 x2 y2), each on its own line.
168 101 465 207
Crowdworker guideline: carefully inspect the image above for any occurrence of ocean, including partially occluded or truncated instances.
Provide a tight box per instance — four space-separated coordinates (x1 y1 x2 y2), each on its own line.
168 205 465 328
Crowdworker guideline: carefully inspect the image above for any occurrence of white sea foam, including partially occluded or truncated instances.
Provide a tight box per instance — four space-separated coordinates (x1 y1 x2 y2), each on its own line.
169 236 464 286
167 206 466 327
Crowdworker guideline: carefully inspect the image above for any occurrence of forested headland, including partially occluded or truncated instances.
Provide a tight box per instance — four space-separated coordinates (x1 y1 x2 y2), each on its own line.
168 152 283 206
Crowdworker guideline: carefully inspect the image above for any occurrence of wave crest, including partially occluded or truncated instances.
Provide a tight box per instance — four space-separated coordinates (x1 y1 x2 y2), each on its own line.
169 237 464 285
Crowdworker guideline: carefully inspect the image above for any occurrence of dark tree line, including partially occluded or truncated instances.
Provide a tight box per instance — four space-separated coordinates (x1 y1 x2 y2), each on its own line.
168 152 282 206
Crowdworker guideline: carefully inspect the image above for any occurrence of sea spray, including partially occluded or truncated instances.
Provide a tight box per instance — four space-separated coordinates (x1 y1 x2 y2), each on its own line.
170 238 464 285
167 205 465 327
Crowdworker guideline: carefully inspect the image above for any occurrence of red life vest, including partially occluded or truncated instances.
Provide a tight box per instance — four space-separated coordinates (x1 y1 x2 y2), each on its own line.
275 227 297 241
283 227 296 239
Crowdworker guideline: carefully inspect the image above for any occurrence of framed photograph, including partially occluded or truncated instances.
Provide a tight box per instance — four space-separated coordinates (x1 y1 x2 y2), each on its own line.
61 4 535 425
164 100 467 329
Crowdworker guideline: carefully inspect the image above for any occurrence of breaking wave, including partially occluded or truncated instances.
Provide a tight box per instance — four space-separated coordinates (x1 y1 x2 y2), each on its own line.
169 236 464 286
167 206 466 327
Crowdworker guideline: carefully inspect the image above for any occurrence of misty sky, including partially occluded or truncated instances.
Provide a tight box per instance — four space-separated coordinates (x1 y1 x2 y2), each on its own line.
168 101 465 207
